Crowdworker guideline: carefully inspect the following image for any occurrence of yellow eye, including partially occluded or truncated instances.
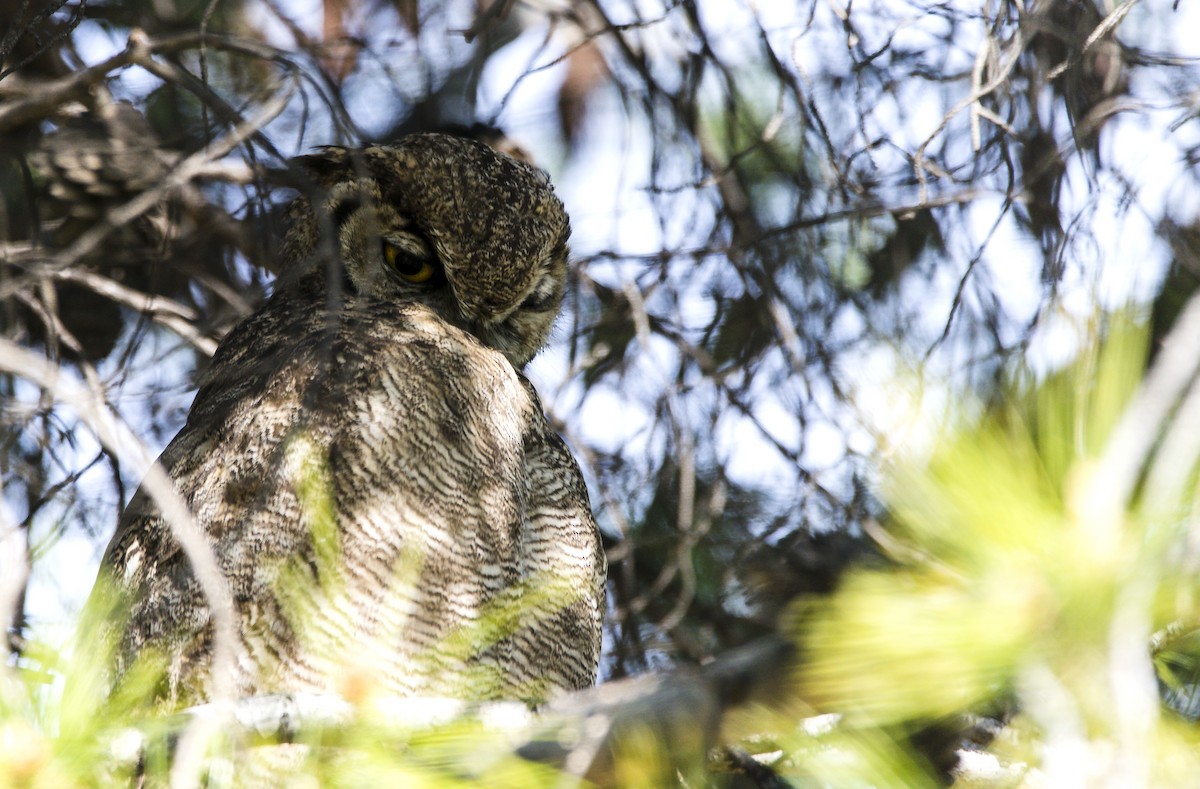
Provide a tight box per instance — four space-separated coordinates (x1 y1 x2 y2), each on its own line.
382 240 438 284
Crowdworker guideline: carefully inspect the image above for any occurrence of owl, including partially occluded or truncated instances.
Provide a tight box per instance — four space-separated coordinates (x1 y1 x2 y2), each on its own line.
89 133 606 707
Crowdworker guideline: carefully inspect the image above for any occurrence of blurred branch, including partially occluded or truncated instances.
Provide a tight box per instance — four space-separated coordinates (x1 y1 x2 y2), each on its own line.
0 340 241 759
1 245 224 356
1044 0 1137 82
1089 292 1200 535
0 26 280 125
462 0 516 43
53 269 220 356
571 188 991 269
0 500 27 663
112 636 797 785
0 37 140 132
914 25 1026 203
35 69 293 277
101 633 1028 785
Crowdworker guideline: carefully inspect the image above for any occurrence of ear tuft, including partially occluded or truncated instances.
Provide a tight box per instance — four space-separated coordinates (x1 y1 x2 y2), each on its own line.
290 146 356 188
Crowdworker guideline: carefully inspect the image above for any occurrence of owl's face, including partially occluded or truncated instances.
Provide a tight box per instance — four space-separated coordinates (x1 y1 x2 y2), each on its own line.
285 134 570 368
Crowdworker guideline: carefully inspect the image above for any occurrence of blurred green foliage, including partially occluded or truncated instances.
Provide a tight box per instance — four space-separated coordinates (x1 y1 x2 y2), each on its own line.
767 312 1200 785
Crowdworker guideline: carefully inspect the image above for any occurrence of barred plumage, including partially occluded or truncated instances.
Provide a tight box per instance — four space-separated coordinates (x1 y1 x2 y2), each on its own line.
91 133 606 706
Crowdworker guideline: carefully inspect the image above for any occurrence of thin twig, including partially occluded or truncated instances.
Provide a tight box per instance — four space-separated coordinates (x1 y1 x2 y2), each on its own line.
913 29 1026 203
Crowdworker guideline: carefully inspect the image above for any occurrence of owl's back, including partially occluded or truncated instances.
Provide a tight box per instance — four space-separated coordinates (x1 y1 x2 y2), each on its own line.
100 276 605 705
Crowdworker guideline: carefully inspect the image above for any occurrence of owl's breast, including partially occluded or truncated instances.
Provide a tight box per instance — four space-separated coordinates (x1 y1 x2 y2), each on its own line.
265 302 552 695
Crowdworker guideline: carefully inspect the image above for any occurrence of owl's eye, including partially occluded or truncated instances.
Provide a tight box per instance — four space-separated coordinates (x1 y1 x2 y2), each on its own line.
382 239 438 284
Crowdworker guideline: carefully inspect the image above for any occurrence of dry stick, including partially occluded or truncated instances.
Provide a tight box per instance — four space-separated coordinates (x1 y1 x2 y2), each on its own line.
0 30 290 134
968 34 989 152
0 340 239 696
53 269 220 357
0 40 147 133
767 296 805 372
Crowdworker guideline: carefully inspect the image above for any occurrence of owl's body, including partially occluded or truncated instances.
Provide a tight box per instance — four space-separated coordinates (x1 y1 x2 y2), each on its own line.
95 134 605 705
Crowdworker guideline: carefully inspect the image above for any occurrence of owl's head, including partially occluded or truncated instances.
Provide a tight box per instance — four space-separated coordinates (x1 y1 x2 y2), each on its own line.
284 133 570 368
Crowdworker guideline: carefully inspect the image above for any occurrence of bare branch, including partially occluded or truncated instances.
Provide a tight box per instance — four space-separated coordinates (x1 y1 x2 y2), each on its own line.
53 269 219 357
0 340 240 705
